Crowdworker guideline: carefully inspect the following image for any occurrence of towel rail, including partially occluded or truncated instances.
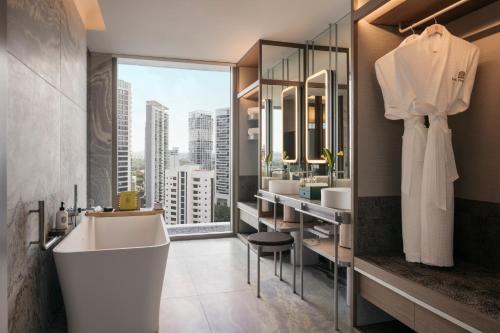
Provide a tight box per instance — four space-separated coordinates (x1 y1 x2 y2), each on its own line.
29 201 62 251
398 0 471 33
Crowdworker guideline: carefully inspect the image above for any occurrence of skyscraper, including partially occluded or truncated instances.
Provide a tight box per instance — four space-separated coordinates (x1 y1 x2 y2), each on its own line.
215 108 230 206
117 79 132 193
145 100 169 208
168 147 180 170
189 111 213 170
164 165 214 225
189 170 214 223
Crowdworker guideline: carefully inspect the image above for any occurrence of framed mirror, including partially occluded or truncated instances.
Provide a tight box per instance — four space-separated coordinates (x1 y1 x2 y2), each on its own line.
305 69 333 164
260 98 272 178
281 86 300 163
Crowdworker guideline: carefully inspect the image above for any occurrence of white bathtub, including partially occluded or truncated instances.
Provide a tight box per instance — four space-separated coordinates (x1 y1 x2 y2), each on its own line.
54 213 170 333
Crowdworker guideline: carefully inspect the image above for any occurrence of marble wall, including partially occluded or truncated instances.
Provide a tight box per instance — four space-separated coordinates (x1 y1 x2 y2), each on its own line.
6 0 87 331
87 53 114 208
0 0 8 332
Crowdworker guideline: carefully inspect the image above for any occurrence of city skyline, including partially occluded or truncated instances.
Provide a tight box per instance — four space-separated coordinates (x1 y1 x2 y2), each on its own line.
118 65 231 225
118 64 230 153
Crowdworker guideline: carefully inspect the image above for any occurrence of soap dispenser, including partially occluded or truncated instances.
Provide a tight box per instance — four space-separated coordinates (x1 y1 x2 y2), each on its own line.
56 202 68 230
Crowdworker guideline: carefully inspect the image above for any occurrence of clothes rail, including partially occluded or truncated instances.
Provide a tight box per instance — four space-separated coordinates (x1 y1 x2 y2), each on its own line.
398 0 471 33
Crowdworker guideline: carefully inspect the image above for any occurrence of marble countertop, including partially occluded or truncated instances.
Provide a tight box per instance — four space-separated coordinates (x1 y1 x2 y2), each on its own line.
362 255 500 321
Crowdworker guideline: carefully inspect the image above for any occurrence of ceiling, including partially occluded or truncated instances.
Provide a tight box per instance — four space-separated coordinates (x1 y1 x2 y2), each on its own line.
87 0 351 64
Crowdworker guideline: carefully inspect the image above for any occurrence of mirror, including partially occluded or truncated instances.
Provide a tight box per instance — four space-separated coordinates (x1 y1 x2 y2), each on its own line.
281 86 300 163
305 70 333 164
260 98 272 177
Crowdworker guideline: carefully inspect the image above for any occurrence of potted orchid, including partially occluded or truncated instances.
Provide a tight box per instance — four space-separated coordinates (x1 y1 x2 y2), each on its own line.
322 148 335 187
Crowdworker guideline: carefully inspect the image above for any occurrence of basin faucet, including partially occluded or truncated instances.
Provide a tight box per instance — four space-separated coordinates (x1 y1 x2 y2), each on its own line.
329 170 346 187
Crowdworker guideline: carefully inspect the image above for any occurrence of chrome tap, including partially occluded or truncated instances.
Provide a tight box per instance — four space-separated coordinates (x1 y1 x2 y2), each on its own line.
68 184 82 226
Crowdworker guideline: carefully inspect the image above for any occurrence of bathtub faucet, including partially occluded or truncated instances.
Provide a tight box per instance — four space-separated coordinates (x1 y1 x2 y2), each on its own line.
68 184 82 227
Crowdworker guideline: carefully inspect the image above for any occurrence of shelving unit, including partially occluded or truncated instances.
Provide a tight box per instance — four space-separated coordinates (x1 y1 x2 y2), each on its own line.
237 80 259 100
254 188 352 331
234 40 307 240
259 216 320 232
361 0 497 28
247 106 259 120
303 238 351 266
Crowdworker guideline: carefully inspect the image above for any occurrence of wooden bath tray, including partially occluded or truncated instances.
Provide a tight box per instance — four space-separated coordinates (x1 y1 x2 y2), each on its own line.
85 209 164 218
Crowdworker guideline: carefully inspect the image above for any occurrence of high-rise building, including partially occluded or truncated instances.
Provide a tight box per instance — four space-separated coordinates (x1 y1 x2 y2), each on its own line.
215 108 230 206
117 79 132 193
189 170 214 223
168 147 180 170
188 111 213 170
164 169 181 225
145 100 169 208
164 165 214 224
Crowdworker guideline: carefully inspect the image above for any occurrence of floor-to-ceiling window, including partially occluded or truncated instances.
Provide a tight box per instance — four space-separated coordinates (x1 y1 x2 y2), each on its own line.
116 59 232 236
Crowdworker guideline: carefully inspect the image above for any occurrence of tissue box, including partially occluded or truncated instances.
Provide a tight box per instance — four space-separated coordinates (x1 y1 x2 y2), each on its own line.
299 185 327 200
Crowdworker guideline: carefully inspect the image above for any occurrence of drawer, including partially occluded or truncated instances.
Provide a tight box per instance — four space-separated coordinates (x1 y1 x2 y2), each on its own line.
358 274 415 328
415 305 468 333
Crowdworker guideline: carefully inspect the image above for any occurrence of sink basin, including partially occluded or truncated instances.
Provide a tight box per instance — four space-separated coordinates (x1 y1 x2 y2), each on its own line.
321 187 352 249
268 180 300 195
268 180 300 222
261 176 282 190
321 187 351 210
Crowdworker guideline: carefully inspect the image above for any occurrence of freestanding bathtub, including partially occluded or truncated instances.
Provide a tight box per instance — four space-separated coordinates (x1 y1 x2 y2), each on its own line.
54 213 170 333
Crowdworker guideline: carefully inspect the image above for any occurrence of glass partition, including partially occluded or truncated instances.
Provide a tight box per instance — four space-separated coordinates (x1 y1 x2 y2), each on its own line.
281 86 300 163
306 14 351 179
261 45 304 82
305 70 332 164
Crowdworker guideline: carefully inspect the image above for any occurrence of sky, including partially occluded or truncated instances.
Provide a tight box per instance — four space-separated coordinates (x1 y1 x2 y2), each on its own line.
118 64 230 154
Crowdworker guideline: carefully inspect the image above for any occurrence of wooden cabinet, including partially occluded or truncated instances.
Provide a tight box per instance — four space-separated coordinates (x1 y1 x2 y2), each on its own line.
414 305 468 333
358 274 471 333
358 274 414 328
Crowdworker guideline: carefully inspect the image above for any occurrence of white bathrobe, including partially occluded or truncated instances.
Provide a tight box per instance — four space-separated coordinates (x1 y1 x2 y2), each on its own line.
375 35 427 263
394 25 479 267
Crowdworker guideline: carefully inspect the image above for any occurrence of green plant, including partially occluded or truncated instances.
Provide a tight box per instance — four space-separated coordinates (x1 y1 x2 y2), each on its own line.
322 148 334 172
265 152 273 176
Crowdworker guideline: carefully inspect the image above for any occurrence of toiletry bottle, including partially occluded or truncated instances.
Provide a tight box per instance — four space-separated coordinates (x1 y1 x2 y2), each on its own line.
56 202 68 230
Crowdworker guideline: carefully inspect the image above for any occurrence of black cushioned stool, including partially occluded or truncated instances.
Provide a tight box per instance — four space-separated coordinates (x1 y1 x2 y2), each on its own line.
247 231 295 298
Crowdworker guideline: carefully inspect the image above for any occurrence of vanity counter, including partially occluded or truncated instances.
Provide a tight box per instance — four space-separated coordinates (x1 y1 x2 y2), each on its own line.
257 189 351 225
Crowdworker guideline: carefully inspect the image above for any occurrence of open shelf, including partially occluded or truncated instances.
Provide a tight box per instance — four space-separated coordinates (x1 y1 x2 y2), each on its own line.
259 216 321 233
303 238 351 266
362 0 497 28
247 128 258 141
247 106 259 120
237 80 259 100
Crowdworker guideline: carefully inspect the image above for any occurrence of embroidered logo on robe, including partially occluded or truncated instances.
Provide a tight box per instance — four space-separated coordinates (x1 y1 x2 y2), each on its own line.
452 71 466 82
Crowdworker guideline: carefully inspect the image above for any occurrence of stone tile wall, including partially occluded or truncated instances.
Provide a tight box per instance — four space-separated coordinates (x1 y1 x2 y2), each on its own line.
6 0 86 331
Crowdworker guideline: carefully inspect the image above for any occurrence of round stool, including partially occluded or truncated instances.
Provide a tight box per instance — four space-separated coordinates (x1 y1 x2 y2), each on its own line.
247 231 295 297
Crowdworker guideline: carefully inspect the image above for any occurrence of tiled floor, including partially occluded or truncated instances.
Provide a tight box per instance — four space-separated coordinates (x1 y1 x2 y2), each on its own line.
160 237 351 333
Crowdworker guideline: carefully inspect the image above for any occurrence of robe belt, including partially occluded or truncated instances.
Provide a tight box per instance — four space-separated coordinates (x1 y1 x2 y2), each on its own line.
427 114 459 211
401 116 426 195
